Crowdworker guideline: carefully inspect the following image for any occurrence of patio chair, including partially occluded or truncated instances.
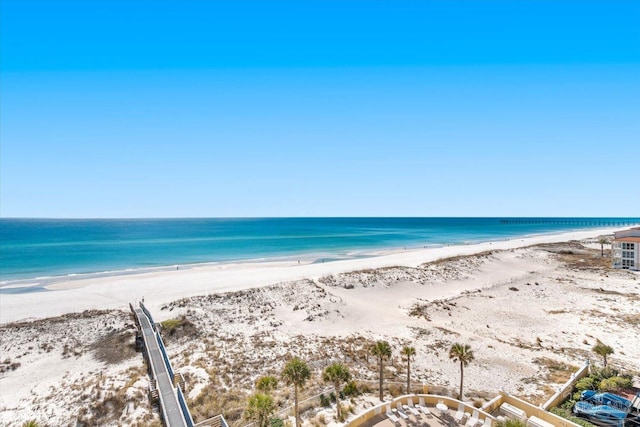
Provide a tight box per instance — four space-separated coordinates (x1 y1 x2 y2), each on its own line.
407 398 422 415
466 409 480 427
386 404 400 424
454 403 465 423
386 411 400 424
395 402 410 420
404 403 420 417
418 396 432 415
482 417 492 427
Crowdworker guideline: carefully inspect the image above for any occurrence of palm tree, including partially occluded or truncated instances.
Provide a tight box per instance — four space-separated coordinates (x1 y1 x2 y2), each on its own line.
449 343 474 400
245 393 276 427
282 357 311 427
323 362 351 420
371 340 392 401
598 237 609 257
592 341 614 367
256 375 278 394
22 421 40 427
401 346 416 393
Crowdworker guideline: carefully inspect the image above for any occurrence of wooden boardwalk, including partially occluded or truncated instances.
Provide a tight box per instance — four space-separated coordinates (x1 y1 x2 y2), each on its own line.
132 303 191 427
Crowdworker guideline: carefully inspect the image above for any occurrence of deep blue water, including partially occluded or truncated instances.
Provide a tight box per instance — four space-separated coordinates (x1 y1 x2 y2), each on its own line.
1 217 638 284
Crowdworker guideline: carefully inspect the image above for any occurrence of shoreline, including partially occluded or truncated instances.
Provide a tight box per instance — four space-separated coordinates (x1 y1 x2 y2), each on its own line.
2 225 639 426
0 225 622 288
0 226 622 325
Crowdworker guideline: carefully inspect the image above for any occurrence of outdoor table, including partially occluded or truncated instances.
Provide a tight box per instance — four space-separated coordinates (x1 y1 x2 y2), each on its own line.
436 402 448 414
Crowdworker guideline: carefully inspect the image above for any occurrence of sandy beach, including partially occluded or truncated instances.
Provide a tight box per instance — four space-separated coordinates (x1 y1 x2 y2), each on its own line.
0 228 628 324
1 228 639 426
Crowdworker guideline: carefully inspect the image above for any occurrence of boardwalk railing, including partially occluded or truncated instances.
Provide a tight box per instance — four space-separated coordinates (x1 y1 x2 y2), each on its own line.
177 385 195 427
132 302 188 427
157 331 175 381
194 414 229 427
140 302 156 330
132 302 228 427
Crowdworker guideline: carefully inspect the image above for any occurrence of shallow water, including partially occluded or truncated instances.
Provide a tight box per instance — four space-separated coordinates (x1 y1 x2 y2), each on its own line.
1 217 637 283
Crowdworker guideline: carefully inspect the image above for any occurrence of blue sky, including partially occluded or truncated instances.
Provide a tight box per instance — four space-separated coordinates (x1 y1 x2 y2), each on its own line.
1 0 639 217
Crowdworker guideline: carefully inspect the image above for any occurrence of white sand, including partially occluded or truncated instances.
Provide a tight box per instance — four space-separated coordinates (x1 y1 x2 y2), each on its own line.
0 228 623 324
2 227 639 426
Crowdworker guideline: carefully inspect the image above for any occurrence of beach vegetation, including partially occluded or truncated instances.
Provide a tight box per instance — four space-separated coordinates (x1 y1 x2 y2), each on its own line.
342 380 360 397
270 417 285 427
592 341 614 367
160 318 182 330
371 340 392 401
449 342 474 400
532 357 576 384
77 390 130 426
554 366 632 427
245 392 276 427
590 365 620 382
21 421 40 427
408 303 431 320
0 358 21 373
495 420 526 427
282 357 311 427
322 362 351 420
550 407 597 427
401 345 416 393
189 385 245 425
319 393 331 407
159 316 197 339
598 237 609 257
90 328 137 364
575 376 597 392
256 375 279 394
388 383 403 397
598 375 633 392
623 312 640 326
574 365 632 392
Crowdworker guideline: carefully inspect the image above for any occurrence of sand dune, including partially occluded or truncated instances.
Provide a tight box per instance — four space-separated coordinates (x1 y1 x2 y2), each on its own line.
1 228 639 426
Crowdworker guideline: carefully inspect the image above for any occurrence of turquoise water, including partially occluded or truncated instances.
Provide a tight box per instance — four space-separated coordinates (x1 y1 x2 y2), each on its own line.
1 217 638 284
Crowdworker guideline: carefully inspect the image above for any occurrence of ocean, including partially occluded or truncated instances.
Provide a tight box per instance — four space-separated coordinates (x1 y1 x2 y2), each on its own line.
1 217 638 285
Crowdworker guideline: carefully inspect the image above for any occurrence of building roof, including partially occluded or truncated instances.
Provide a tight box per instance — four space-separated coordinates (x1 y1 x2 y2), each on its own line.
614 237 640 243
614 227 640 239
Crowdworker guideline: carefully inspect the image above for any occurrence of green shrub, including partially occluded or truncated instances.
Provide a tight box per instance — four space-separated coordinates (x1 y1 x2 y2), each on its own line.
550 368 634 427
270 417 284 427
590 366 619 382
495 420 526 427
560 398 577 411
550 407 597 427
575 376 596 392
319 394 331 407
343 380 360 397
161 318 182 331
599 376 633 392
